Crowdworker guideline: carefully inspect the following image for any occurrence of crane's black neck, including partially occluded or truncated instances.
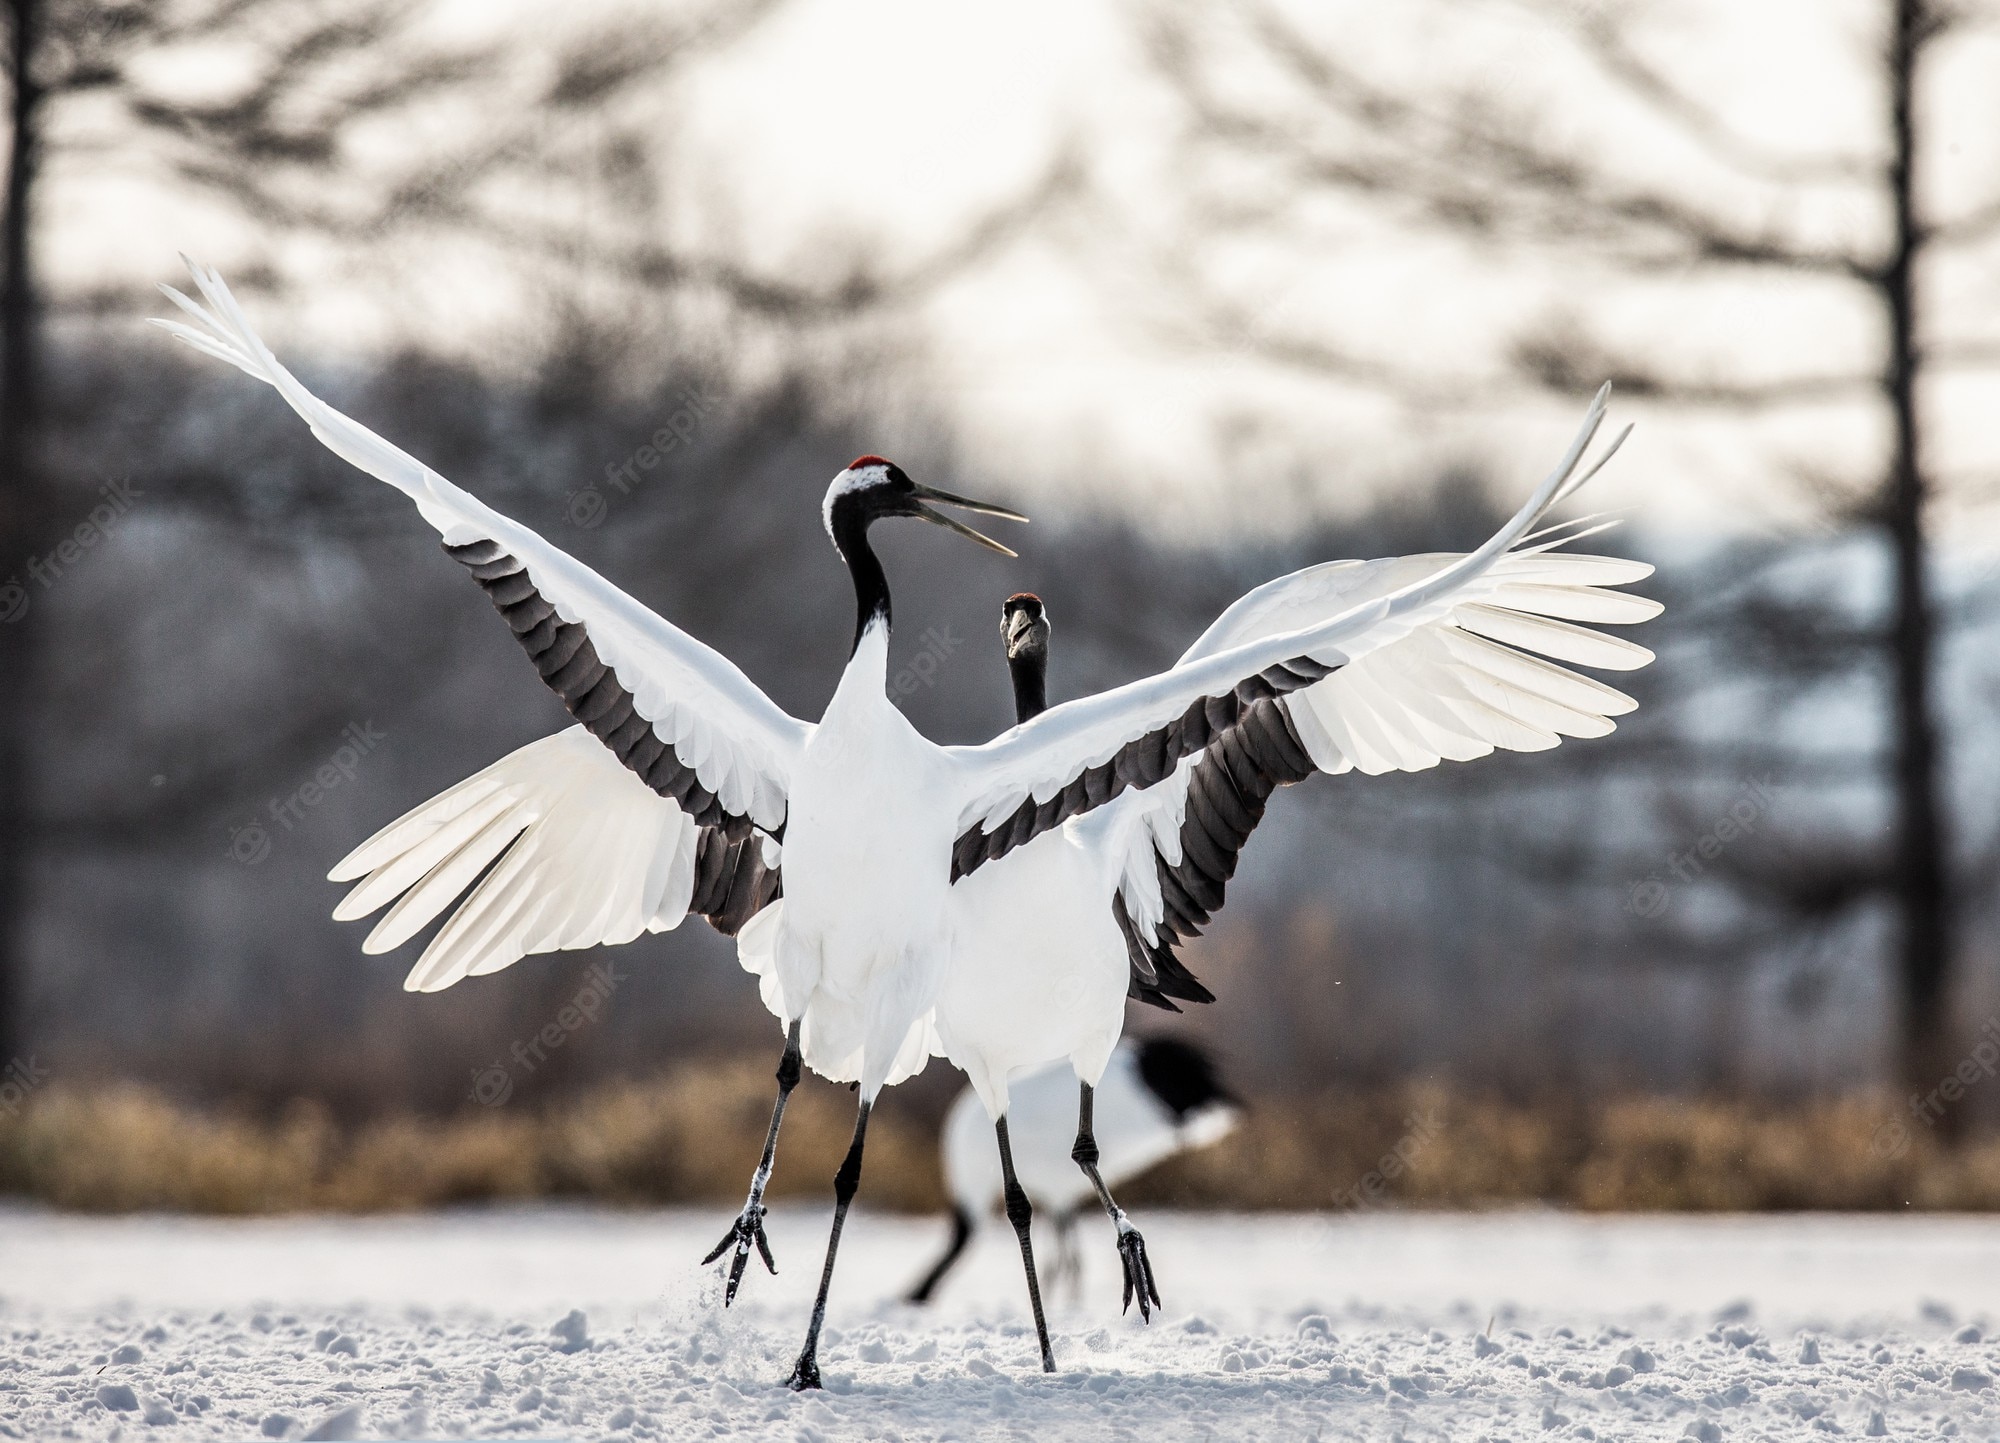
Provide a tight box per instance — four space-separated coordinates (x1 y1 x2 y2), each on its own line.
1008 648 1047 724
830 505 891 653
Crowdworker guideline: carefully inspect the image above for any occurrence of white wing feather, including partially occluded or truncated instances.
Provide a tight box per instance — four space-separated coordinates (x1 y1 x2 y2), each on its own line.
329 727 705 993
1211 549 1660 779
152 260 807 832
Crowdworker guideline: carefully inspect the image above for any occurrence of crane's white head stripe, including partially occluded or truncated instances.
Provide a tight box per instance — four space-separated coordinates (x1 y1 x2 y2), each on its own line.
823 458 895 536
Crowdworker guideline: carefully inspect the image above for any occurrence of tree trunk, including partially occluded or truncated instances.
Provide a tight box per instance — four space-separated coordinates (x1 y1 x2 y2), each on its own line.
0 0 43 1066
1884 0 1954 1117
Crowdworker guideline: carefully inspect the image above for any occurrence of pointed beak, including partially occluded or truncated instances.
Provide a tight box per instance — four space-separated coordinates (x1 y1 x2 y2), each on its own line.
911 483 1028 558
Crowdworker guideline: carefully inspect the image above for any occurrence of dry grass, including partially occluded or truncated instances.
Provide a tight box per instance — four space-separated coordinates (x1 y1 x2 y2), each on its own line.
6 1070 2000 1214
1134 1084 2000 1212
0 1062 943 1215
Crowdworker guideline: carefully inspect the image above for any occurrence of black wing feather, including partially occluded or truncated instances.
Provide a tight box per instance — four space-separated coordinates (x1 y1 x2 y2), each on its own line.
1121 697 1318 1011
445 539 781 936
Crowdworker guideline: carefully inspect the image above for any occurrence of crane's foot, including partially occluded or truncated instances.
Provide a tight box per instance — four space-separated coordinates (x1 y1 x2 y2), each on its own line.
1116 1226 1161 1322
701 1202 776 1305
787 1350 822 1391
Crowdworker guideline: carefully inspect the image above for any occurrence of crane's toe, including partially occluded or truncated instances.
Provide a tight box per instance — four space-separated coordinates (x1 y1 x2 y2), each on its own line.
702 1204 777 1304
1116 1228 1162 1322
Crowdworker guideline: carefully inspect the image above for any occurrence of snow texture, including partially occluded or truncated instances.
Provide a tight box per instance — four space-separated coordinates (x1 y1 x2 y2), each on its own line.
4 1205 1998 1440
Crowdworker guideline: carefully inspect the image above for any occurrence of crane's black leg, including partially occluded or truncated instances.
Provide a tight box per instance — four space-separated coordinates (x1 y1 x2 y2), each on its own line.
702 1021 801 1304
1071 1081 1161 1321
995 1116 1058 1373
788 1098 871 1391
905 1204 975 1304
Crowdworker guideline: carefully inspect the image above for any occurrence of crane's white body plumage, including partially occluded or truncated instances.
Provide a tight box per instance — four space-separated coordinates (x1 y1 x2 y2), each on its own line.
926 811 1135 1119
762 620 957 1093
946 821 1126 1111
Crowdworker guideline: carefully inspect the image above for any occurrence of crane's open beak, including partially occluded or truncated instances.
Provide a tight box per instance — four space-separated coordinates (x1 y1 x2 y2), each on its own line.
911 483 1028 558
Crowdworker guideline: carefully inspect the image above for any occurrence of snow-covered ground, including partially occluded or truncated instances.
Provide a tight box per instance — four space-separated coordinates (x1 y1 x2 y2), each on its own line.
4 1205 1998 1440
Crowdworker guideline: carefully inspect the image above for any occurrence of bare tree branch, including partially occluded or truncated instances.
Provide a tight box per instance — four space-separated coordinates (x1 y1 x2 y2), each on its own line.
1924 340 2000 368
1510 0 1885 186
477 145 1086 323
1157 0 1878 281
1926 191 2000 244
1509 326 1876 408
1151 265 1875 413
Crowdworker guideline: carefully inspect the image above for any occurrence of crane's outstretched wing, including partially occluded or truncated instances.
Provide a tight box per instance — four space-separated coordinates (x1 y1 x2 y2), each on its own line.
331 727 780 991
1101 538 1658 1009
153 261 806 841
154 261 808 978
946 386 1638 885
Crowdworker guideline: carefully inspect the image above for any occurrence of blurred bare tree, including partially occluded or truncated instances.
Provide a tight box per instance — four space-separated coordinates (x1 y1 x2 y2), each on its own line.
1141 0 2000 1107
0 0 509 1066
0 0 673 1066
